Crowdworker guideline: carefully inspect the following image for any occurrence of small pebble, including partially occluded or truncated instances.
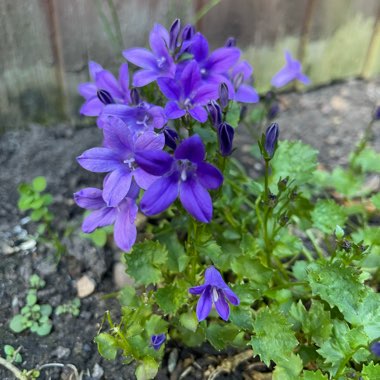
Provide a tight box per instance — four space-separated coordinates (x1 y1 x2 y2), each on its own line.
76 275 96 298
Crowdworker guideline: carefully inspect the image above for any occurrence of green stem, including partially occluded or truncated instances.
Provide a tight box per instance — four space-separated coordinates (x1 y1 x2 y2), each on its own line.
306 230 324 260
0 357 27 380
263 159 272 266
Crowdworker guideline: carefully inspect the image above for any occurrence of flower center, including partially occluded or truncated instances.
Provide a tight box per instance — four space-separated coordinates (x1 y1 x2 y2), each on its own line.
200 68 206 75
135 107 152 129
177 159 196 182
157 56 167 69
212 287 219 302
123 157 137 170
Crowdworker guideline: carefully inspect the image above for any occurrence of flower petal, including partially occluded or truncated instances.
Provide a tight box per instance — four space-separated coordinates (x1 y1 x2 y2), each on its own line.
102 169 133 207
157 77 181 100
140 172 179 216
135 131 165 151
82 207 116 233
174 135 205 163
74 188 105 210
204 266 228 288
102 117 133 153
196 286 212 321
118 63 130 95
179 178 212 223
205 47 240 73
196 162 223 189
149 106 167 129
133 168 159 190
193 84 219 105
165 101 186 119
214 291 230 321
123 48 157 70
189 284 208 295
223 288 240 306
135 150 174 177
133 69 159 87
149 23 170 57
235 84 259 103
297 72 311 85
188 106 208 123
77 147 121 172
89 61 103 81
190 33 209 62
181 61 201 98
114 198 138 252
95 70 123 98
78 83 97 99
80 97 103 116
271 67 296 88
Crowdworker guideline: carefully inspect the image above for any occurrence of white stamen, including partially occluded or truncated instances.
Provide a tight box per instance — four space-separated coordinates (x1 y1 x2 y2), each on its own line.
200 68 206 75
212 287 219 302
181 169 187 181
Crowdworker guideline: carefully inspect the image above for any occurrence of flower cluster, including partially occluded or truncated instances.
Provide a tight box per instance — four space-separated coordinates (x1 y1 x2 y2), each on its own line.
74 19 262 252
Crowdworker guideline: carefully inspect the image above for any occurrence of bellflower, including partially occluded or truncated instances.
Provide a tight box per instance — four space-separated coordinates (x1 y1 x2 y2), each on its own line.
189 266 240 321
150 334 166 350
78 61 130 116
77 118 164 206
229 61 259 103
74 185 139 252
123 23 175 87
157 61 218 123
264 122 279 159
135 135 223 223
99 102 167 133
271 51 310 88
188 32 241 87
218 122 235 156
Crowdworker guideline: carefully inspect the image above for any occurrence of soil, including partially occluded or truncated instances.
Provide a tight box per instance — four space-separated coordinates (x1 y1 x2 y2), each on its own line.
0 79 379 380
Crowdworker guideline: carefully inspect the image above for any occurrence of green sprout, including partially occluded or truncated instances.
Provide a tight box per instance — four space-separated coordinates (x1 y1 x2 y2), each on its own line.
3 345 22 364
55 298 81 317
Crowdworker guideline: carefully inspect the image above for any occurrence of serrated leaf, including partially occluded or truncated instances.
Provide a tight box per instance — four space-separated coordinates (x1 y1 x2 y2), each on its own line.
250 307 298 366
231 256 273 286
225 101 240 127
311 200 347 234
302 370 329 379
157 232 188 272
125 240 168 285
362 362 380 380
229 306 254 329
32 176 47 192
353 148 380 173
155 280 189 314
272 353 303 380
144 315 168 337
95 333 118 360
135 357 159 380
118 285 138 307
179 312 198 332
307 261 370 326
273 229 303 258
206 323 240 351
271 140 318 185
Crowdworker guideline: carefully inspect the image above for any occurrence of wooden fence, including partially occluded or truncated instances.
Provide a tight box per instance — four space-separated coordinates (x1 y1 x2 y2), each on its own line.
0 0 379 128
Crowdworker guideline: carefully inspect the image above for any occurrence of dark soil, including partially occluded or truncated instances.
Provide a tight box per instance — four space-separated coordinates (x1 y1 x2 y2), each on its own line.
0 79 379 380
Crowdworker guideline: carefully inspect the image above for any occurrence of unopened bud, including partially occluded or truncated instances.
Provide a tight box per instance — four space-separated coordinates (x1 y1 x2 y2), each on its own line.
169 19 181 51
207 101 222 127
97 89 114 105
219 83 229 110
163 128 179 150
224 37 236 47
277 177 288 192
181 24 195 42
264 122 279 159
267 103 280 120
218 122 234 156
130 88 141 105
335 225 344 239
373 105 380 121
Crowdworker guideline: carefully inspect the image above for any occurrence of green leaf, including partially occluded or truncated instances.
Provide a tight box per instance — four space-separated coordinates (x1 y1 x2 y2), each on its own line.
145 314 168 337
95 333 118 360
125 240 168 285
271 140 318 185
231 256 273 287
179 312 198 332
30 208 45 221
193 124 216 145
272 353 303 380
4 345 15 356
249 106 266 124
135 357 159 380
273 229 303 258
250 307 298 366
26 292 37 306
225 101 240 128
311 199 347 234
353 148 380 173
36 322 52 336
87 228 108 247
40 304 52 317
206 323 240 351
362 362 380 379
118 285 139 307
302 370 329 379
155 280 189 314
29 274 45 289
229 306 254 330
371 193 380 209
18 195 34 211
32 176 47 192
10 315 27 333
157 232 188 272
307 261 371 326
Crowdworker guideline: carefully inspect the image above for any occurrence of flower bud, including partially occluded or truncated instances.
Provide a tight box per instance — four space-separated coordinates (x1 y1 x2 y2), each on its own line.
218 122 234 156
181 24 195 42
163 128 179 150
219 83 229 110
150 334 166 350
371 341 380 357
267 103 280 120
374 105 380 121
264 122 279 159
169 19 181 51
335 225 344 239
130 88 141 105
224 37 236 47
97 89 114 105
277 177 288 192
207 100 222 127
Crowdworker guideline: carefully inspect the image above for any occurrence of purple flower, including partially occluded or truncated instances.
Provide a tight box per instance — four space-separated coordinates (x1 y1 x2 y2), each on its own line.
264 122 279 159
225 37 237 47
150 334 166 350
188 33 241 86
169 19 181 51
207 100 222 127
271 51 310 88
189 266 240 321
371 341 380 356
78 61 130 116
163 128 179 150
77 118 164 206
135 135 223 223
218 122 235 156
218 83 229 110
229 61 259 103
157 61 218 123
74 185 139 252
99 102 167 133
123 23 175 87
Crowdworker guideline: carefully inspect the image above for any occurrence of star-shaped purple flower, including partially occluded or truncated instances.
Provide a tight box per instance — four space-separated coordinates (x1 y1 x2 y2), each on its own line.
123 23 175 87
157 61 218 123
150 334 166 350
77 118 164 207
135 134 223 223
189 266 240 321
271 51 310 88
74 185 138 252
228 61 259 103
78 61 130 116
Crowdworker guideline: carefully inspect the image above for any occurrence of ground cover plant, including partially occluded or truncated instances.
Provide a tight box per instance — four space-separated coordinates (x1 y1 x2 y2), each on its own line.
73 18 380 380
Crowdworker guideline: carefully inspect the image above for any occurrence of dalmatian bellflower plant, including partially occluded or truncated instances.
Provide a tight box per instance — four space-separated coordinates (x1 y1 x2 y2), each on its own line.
76 19 380 380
